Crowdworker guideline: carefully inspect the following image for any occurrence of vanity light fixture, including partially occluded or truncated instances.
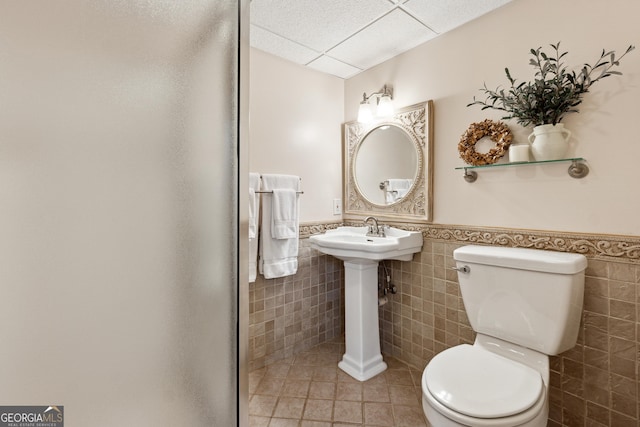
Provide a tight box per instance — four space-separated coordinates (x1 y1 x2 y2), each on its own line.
357 84 394 123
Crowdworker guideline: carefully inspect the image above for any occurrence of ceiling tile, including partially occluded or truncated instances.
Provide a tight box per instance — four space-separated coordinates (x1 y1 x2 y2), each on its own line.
250 25 321 65
249 0 512 79
403 0 512 33
327 8 437 70
250 0 393 52
306 55 362 79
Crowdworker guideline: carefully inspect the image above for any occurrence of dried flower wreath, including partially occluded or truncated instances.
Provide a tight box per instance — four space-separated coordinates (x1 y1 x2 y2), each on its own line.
458 119 513 166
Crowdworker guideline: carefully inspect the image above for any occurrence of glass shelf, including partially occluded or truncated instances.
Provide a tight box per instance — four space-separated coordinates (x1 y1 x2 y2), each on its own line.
455 158 589 182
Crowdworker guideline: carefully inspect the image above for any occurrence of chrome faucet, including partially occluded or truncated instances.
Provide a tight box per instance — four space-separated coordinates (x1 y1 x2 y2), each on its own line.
364 216 385 237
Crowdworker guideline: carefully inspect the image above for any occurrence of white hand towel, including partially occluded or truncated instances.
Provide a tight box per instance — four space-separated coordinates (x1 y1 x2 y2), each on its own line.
271 188 298 239
387 178 412 190
259 174 300 279
248 172 261 283
385 179 413 203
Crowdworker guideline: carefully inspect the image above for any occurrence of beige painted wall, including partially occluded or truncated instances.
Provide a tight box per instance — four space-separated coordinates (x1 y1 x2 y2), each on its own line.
250 48 345 222
345 0 640 236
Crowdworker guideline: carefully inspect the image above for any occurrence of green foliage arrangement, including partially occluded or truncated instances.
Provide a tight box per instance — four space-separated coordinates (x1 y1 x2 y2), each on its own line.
468 43 635 127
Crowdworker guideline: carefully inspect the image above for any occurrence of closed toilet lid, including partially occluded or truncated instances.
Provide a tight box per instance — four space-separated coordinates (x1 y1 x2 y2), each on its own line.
425 344 543 419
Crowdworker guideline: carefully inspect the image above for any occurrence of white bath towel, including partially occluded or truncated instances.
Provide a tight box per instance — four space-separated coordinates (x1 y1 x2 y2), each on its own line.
259 174 300 279
249 173 261 239
248 172 261 283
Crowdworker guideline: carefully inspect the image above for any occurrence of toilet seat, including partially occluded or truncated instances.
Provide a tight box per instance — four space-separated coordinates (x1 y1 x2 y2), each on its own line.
425 344 543 419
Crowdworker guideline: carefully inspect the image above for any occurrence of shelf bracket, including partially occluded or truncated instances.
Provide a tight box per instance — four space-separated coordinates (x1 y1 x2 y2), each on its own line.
462 168 478 183
568 160 589 179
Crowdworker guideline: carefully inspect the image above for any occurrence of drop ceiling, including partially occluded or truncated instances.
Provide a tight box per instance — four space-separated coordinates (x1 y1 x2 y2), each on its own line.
250 0 513 79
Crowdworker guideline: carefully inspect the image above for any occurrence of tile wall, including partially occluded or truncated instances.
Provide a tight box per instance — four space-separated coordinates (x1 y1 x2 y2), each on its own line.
249 223 640 426
249 237 344 371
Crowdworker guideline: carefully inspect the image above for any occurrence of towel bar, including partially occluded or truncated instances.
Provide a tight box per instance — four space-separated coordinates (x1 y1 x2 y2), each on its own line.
256 191 304 194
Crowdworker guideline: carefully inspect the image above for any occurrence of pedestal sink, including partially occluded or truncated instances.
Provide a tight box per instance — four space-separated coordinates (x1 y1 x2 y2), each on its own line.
309 225 423 380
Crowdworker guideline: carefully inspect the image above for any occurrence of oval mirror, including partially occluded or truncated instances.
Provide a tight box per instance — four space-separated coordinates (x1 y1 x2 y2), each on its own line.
343 100 433 223
354 125 418 205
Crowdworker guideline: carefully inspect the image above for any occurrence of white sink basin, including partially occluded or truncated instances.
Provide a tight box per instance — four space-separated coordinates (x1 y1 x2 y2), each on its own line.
309 226 423 262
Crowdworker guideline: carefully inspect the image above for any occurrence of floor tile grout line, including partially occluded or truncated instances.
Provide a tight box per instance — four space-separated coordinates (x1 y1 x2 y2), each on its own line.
249 339 428 426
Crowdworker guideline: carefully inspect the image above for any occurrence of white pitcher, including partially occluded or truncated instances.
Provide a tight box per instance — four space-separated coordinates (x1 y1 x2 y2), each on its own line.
528 123 572 161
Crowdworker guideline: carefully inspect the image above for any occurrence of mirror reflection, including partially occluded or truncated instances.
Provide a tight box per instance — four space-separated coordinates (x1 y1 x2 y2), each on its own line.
354 125 417 205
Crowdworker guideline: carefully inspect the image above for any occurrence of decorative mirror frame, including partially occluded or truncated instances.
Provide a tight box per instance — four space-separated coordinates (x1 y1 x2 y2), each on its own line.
343 100 433 223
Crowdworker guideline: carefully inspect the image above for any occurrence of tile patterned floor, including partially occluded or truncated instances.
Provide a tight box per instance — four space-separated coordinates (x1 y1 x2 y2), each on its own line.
249 339 428 427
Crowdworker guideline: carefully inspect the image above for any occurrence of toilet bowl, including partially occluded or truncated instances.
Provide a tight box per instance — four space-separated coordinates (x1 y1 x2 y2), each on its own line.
421 245 586 427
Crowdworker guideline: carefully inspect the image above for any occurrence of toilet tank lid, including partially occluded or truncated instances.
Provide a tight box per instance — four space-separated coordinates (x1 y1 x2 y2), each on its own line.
453 245 587 274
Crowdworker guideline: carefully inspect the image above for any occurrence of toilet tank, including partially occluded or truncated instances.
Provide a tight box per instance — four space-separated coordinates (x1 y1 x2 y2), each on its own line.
453 245 587 355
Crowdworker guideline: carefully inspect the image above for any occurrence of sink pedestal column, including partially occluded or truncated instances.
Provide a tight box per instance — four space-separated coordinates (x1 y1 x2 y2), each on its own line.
339 259 387 381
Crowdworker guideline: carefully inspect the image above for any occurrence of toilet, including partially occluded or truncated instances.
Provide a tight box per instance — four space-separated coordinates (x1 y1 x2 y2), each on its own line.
421 245 587 427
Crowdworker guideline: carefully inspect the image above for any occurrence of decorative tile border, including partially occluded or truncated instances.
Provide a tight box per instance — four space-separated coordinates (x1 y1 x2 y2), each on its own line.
421 224 640 263
299 221 342 238
313 220 640 263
